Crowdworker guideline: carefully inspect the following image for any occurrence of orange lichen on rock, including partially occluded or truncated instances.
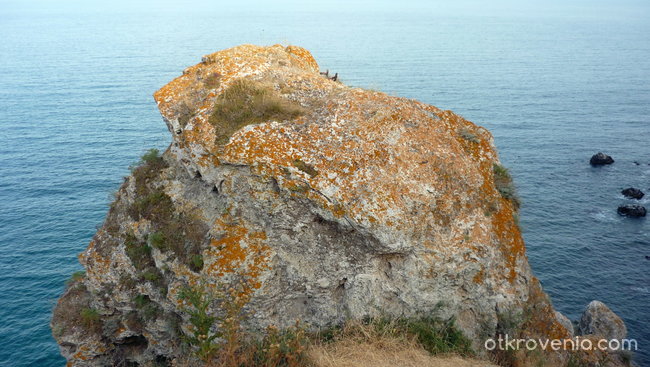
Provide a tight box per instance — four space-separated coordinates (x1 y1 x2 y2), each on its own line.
205 216 271 295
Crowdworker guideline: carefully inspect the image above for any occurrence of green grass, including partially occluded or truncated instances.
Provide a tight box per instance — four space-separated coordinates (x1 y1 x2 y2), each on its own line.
377 316 473 356
493 163 521 209
208 79 304 145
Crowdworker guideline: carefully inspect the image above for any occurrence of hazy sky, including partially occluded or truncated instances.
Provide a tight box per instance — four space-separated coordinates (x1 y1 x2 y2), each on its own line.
1 0 649 19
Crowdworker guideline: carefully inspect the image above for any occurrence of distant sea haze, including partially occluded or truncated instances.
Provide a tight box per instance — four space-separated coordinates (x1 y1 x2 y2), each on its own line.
0 2 648 366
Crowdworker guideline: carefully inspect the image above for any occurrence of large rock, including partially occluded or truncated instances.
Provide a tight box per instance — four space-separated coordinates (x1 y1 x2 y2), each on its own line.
617 204 647 217
51 45 604 366
621 187 644 200
590 152 615 165
578 301 627 340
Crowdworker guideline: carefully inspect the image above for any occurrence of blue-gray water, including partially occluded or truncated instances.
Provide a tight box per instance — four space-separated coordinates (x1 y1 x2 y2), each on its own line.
1 2 649 366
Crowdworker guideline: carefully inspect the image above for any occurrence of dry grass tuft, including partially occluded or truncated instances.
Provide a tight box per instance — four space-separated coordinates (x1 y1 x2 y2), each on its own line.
209 79 304 145
308 320 495 367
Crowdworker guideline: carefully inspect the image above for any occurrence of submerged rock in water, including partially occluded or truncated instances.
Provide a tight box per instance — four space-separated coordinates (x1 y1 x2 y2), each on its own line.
51 44 625 367
590 152 615 166
617 204 647 217
621 187 644 200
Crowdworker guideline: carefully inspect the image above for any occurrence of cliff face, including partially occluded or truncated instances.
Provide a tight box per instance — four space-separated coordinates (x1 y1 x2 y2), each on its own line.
51 45 622 366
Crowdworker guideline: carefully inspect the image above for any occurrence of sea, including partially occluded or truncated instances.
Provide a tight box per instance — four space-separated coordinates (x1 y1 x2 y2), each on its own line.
0 1 648 366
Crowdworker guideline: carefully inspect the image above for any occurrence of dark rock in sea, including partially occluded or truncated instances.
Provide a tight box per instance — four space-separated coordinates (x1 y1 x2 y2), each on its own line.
590 152 614 166
633 161 640 166
617 205 647 218
621 187 644 200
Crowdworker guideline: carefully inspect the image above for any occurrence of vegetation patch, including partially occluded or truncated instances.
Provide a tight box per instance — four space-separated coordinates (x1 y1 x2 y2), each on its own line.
127 150 208 271
459 128 479 143
177 282 308 366
208 79 304 145
177 102 195 129
366 316 472 356
493 163 521 209
293 159 319 177
133 294 160 321
52 283 102 337
65 271 86 287
124 233 153 271
203 72 222 89
80 308 101 332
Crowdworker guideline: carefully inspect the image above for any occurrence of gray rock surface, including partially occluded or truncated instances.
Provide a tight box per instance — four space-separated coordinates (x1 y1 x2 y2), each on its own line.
578 300 627 340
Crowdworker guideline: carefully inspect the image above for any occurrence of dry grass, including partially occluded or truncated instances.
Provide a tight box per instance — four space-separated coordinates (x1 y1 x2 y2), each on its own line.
307 320 496 367
209 79 304 145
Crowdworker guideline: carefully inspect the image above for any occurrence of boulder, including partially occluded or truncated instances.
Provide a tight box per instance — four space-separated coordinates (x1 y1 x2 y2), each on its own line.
590 152 614 166
578 300 627 340
617 205 647 217
621 187 644 200
49 44 592 367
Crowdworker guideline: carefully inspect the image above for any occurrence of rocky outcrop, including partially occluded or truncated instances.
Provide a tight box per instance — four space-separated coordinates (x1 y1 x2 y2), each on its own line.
51 45 627 366
621 188 644 200
578 301 627 340
590 152 615 165
617 204 647 217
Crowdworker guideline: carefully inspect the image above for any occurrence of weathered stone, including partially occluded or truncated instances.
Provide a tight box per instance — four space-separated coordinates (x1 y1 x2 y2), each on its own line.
578 300 627 340
555 311 574 337
51 45 621 366
590 152 615 165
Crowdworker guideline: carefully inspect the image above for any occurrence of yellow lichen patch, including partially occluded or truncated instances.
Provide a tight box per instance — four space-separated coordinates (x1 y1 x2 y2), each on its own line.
285 45 320 72
79 239 111 281
490 203 525 283
521 279 572 341
205 217 271 296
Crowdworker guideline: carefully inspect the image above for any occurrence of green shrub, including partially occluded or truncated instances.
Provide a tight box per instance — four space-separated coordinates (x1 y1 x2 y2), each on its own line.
66 271 85 286
140 149 163 165
129 191 174 221
402 316 473 356
134 294 150 308
142 269 160 282
124 234 152 271
190 254 204 272
134 295 160 321
178 284 220 360
80 308 100 329
148 232 165 250
208 79 304 145
493 163 521 209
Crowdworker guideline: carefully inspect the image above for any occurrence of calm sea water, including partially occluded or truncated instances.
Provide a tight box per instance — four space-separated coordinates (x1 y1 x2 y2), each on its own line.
1 2 649 366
